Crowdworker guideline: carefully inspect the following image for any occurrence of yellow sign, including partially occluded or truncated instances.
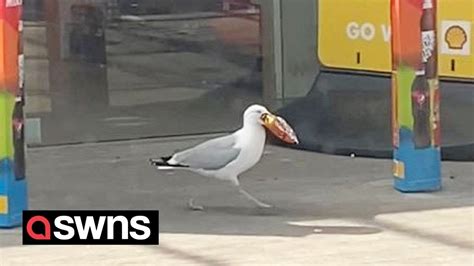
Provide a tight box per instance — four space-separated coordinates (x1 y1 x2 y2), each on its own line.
0 196 7 214
318 0 391 73
438 0 473 79
393 160 405 179
318 0 474 79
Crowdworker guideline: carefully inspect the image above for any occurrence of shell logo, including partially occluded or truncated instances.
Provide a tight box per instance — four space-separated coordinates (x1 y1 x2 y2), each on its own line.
445 25 468 50
440 20 471 56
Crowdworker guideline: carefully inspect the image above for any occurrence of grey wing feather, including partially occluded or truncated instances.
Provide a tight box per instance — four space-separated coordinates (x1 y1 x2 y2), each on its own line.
172 134 240 170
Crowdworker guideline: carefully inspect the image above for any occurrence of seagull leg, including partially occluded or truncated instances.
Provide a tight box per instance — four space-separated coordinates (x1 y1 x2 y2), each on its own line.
238 188 273 208
187 198 204 211
230 178 272 208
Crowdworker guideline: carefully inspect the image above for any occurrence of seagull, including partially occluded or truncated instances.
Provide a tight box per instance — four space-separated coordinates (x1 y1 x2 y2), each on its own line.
150 104 298 210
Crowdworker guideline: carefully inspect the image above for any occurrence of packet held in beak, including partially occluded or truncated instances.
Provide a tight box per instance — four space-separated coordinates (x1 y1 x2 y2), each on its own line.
265 115 299 144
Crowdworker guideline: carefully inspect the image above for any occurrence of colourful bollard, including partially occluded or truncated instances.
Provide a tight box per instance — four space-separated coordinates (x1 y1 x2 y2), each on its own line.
391 0 441 192
0 0 27 227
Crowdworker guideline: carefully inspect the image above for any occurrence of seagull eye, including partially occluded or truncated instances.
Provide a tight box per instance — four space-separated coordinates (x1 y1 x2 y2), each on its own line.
260 113 268 121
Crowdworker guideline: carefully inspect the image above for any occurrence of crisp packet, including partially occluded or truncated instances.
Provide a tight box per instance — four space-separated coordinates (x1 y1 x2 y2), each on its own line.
267 116 299 144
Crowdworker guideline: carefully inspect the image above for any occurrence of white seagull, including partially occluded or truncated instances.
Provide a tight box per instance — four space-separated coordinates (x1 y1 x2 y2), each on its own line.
150 104 298 210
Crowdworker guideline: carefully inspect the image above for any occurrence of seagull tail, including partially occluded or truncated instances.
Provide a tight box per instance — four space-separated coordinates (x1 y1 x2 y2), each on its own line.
149 156 188 170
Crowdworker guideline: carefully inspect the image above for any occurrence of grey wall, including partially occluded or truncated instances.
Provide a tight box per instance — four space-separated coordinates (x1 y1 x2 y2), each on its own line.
258 0 320 102
255 0 282 108
280 0 320 99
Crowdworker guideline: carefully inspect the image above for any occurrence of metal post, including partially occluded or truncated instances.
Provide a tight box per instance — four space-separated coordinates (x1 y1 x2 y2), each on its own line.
391 0 441 191
0 0 27 227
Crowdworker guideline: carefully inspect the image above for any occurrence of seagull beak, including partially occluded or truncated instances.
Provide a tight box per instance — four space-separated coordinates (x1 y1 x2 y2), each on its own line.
260 112 275 127
261 113 299 144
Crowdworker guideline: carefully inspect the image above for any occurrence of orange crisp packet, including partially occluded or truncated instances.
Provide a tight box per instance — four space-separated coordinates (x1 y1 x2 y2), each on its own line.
266 116 299 144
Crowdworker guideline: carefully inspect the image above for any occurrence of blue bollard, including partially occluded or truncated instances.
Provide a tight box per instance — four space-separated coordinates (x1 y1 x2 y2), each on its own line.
0 159 27 227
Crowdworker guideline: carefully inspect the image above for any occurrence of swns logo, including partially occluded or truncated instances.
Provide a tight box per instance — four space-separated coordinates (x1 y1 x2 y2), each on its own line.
23 210 159 245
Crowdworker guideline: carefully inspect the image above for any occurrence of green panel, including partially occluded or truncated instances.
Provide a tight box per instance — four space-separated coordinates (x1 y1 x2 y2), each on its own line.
0 91 14 159
397 66 415 129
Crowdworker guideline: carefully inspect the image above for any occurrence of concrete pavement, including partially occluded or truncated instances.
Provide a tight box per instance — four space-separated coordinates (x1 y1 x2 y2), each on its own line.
0 136 473 265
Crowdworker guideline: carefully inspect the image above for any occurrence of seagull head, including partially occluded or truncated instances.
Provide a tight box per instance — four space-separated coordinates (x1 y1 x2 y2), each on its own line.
243 104 272 127
243 104 299 144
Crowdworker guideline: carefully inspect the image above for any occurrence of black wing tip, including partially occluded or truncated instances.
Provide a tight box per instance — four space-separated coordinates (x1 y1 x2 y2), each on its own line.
149 157 167 166
149 156 189 168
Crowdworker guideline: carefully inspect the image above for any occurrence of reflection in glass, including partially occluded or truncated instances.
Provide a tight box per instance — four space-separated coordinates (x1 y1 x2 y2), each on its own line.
24 0 262 145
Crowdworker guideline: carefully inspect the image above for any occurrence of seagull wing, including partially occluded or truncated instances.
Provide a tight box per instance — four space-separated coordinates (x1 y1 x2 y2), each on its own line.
171 134 241 170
